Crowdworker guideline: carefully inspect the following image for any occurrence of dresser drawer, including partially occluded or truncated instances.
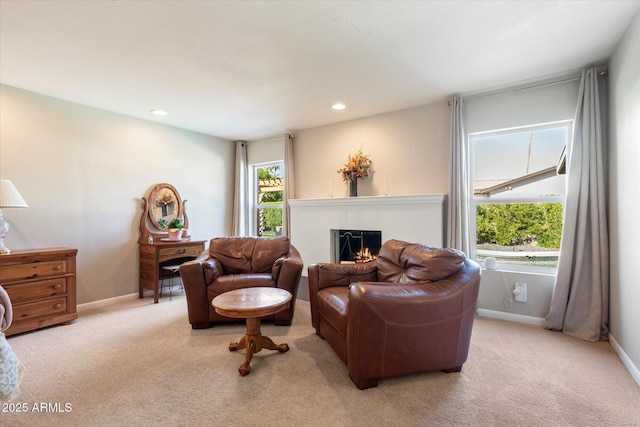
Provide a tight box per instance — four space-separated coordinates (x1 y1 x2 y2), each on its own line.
0 260 67 282
13 297 68 321
159 245 202 263
0 248 77 336
4 278 67 304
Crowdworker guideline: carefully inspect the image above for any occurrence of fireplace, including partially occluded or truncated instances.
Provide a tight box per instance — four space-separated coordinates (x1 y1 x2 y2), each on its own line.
289 194 445 275
331 229 382 264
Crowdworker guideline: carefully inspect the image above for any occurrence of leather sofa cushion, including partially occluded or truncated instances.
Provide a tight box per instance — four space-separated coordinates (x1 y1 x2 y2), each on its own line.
317 263 378 290
316 287 350 337
376 239 466 284
209 236 291 274
208 274 275 296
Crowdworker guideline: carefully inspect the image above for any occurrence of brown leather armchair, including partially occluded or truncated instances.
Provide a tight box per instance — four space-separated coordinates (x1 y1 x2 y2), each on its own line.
180 236 303 329
308 239 481 389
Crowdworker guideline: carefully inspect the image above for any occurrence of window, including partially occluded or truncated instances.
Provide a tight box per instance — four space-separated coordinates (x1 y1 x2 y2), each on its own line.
251 162 284 237
470 122 570 271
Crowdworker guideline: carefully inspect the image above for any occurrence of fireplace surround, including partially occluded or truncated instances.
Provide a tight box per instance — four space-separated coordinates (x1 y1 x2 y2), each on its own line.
289 194 445 275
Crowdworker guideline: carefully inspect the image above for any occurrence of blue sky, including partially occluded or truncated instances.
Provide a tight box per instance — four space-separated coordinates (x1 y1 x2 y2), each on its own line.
473 127 567 198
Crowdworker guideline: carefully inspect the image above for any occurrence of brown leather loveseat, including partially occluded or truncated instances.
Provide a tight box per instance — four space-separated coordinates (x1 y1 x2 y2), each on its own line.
180 236 303 329
308 239 481 389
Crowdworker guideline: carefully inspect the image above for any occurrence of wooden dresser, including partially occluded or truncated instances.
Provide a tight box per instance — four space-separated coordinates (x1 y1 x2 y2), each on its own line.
0 247 78 336
139 240 205 303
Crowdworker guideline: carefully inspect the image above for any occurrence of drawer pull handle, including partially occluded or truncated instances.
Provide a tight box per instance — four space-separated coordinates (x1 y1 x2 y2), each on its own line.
54 265 62 271
53 284 62 290
54 303 62 309
177 249 186 254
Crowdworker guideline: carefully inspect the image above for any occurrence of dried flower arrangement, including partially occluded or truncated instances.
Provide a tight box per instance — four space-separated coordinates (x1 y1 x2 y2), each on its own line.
337 149 372 182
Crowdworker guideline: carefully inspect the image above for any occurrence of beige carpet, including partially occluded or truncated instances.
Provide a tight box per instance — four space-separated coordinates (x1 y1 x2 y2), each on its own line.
4 295 639 427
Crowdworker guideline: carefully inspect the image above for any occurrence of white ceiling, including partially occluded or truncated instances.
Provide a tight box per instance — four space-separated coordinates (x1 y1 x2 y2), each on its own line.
1 1 638 140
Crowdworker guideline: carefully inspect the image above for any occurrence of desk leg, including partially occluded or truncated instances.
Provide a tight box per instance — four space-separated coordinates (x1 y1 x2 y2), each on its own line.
229 317 289 376
262 336 289 353
239 341 255 376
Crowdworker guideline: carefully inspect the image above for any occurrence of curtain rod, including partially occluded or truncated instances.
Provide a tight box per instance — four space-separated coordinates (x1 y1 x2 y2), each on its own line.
463 76 581 102
452 68 608 105
244 133 292 145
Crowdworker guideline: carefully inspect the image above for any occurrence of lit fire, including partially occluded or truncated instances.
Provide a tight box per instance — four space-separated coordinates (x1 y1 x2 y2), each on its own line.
354 247 377 263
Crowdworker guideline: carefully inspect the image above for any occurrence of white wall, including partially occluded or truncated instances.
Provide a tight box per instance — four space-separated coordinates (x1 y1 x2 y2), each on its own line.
608 10 640 382
293 102 450 199
477 269 554 319
0 84 234 304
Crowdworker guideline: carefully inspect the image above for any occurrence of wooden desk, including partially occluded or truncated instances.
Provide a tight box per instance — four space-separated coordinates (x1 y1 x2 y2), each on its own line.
139 239 205 303
0 247 78 336
212 287 291 376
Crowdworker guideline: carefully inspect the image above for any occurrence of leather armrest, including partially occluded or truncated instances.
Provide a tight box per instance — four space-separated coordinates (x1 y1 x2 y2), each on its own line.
273 249 303 291
308 262 378 331
272 245 303 325
348 280 471 324
180 258 211 327
348 260 480 326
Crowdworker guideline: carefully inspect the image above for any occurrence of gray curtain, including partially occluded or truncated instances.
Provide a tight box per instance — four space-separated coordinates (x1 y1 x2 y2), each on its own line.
231 141 249 236
447 96 471 255
545 68 609 342
283 134 295 237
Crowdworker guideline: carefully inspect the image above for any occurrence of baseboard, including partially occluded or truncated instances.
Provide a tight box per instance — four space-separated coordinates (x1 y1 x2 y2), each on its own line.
77 292 140 313
476 308 546 326
609 333 640 388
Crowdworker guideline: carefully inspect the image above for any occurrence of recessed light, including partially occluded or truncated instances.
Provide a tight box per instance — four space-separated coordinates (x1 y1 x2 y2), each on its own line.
151 109 167 116
332 103 346 110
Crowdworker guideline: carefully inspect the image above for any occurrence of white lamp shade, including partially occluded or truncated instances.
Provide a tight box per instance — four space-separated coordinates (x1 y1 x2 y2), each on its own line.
0 180 28 208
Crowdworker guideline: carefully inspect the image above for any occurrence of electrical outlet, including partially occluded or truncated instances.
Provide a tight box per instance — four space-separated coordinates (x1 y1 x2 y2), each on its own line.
513 282 527 302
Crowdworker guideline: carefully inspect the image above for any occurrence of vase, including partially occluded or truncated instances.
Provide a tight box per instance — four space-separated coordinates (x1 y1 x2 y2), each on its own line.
168 229 182 241
349 179 358 197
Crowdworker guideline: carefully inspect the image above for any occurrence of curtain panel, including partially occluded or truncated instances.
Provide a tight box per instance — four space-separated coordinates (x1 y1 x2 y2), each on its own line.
283 134 295 237
232 141 249 236
545 68 609 342
447 95 471 255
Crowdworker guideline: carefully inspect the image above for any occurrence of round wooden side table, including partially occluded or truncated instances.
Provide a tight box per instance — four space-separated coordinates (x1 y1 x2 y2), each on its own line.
212 287 292 376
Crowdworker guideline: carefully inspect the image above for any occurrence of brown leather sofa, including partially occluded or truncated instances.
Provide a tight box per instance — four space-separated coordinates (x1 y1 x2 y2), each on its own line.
308 239 481 389
180 236 303 329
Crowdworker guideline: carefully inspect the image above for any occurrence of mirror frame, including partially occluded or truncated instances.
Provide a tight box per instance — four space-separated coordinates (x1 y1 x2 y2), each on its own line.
148 183 183 230
139 183 190 243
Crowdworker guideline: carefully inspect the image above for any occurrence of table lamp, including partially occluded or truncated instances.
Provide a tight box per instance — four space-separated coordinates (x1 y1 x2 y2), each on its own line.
0 179 28 255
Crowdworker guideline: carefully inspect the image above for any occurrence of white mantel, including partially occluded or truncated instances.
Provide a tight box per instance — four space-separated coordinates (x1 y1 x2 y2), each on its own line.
289 194 446 274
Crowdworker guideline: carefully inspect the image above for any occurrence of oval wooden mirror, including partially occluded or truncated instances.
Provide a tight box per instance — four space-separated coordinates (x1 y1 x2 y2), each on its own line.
139 183 189 243
149 183 183 230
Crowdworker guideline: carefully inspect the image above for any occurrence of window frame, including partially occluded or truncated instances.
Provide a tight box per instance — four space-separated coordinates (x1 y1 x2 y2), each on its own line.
468 120 572 274
250 160 284 237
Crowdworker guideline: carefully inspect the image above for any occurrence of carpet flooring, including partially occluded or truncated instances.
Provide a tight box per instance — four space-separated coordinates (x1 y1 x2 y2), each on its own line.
3 294 639 426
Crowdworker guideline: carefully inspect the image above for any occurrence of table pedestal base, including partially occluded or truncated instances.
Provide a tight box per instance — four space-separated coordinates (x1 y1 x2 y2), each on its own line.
229 317 289 376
